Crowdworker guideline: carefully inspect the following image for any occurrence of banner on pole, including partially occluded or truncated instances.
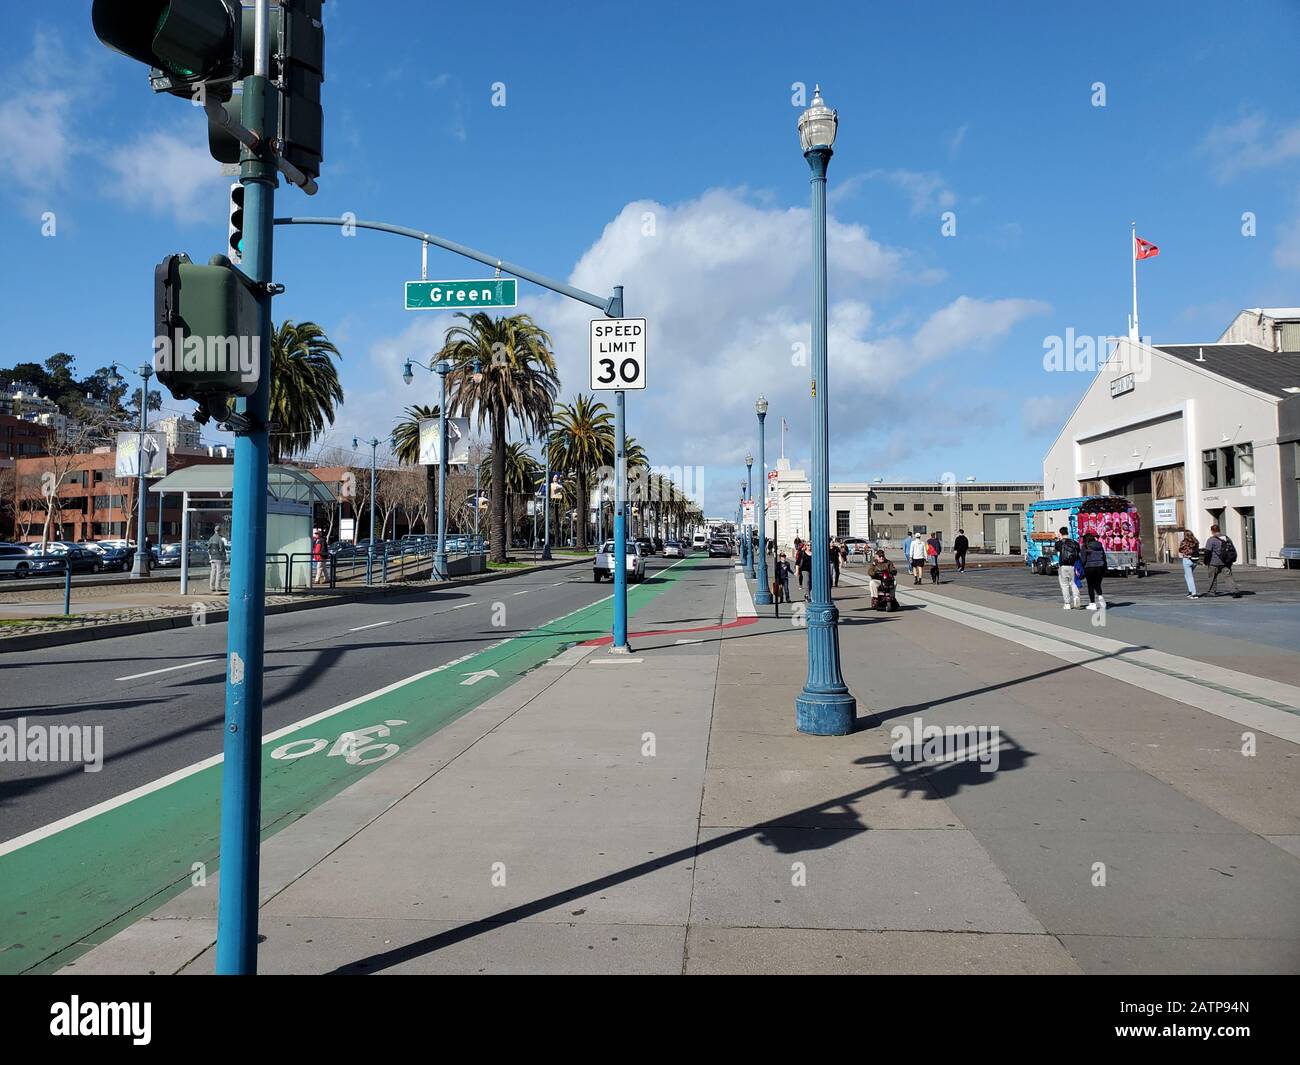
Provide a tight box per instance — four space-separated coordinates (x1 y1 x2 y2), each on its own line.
418 417 470 466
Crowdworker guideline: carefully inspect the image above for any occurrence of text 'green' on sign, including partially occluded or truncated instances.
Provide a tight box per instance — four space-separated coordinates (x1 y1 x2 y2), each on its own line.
405 278 518 310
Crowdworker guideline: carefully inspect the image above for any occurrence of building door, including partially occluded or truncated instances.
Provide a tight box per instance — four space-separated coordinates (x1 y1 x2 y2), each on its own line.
1237 507 1256 565
994 516 1010 554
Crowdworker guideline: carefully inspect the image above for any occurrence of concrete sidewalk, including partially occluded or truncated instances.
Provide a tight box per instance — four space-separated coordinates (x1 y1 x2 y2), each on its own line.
62 557 1300 974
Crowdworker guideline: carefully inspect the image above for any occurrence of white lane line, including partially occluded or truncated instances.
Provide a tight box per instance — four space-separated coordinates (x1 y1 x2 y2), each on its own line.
348 620 393 632
512 590 530 596
591 658 644 664
734 571 757 618
675 638 704 645
0 590 619 861
450 603 471 610
117 659 221 682
845 574 1300 744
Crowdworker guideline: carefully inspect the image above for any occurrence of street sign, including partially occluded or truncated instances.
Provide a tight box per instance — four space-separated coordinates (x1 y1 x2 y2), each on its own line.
590 318 647 390
405 278 517 310
743 500 755 526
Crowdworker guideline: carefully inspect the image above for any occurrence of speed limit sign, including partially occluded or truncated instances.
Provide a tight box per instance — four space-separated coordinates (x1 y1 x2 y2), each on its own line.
590 318 647 390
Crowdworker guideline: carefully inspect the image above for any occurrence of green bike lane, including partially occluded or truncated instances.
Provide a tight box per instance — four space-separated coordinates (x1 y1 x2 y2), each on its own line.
0 554 707 974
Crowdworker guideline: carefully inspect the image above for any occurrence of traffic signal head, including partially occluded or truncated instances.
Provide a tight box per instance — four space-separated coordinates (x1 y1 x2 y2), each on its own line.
227 182 245 264
92 0 242 97
154 253 261 420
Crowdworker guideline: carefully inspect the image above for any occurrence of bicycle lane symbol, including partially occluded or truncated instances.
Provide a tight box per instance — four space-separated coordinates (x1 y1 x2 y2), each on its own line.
270 720 409 767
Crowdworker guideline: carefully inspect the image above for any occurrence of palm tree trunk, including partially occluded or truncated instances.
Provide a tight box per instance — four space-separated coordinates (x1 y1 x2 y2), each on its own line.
490 412 507 562
576 471 589 551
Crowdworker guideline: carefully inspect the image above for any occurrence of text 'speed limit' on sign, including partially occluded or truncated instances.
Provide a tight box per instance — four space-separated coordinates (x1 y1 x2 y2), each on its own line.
590 318 647 390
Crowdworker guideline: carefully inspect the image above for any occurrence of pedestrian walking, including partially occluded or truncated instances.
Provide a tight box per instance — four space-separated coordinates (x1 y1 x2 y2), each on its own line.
1082 532 1107 610
926 533 941 584
953 529 969 572
830 538 841 587
794 537 805 592
1202 524 1242 597
901 531 914 565
908 533 927 584
207 530 228 593
776 552 793 603
798 544 812 599
312 527 325 585
1178 530 1201 599
1054 526 1081 609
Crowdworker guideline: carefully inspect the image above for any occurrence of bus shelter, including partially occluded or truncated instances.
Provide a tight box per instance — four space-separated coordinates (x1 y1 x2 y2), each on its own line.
150 465 334 593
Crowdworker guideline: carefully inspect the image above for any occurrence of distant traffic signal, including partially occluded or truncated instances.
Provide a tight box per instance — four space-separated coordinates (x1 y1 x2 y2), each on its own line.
91 0 242 97
227 182 245 264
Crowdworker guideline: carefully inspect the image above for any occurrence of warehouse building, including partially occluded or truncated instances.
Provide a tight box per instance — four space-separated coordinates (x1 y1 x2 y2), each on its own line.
1041 309 1300 567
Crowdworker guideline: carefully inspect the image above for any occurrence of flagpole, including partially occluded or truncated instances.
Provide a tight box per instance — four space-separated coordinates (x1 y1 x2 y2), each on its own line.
1130 220 1139 341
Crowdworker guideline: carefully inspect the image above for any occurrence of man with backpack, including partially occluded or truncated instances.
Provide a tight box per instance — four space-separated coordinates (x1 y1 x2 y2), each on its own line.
1055 526 1081 609
1203 524 1242 598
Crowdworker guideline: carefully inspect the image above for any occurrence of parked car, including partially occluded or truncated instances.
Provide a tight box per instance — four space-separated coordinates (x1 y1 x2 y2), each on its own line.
151 542 209 568
594 540 646 582
662 539 686 558
0 543 55 579
83 541 135 571
23 544 104 575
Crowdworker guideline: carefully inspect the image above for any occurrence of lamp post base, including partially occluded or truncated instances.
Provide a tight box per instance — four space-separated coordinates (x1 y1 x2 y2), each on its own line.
755 588 773 605
541 544 552 561
434 551 448 580
795 688 857 735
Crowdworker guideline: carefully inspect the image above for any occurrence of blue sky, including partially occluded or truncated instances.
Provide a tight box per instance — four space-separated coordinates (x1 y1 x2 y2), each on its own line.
2 0 1298 517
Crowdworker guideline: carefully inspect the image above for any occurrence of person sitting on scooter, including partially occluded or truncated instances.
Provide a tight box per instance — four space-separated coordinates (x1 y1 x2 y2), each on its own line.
868 549 896 609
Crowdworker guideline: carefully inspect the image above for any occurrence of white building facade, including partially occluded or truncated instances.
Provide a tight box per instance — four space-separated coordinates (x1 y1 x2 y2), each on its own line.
1041 326 1300 567
765 459 1042 554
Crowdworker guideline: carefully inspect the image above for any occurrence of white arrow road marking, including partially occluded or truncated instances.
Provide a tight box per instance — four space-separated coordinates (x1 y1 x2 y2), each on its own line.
460 668 500 686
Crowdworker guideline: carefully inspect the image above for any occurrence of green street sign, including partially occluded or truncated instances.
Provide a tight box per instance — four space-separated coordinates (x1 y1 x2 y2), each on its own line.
405 278 517 310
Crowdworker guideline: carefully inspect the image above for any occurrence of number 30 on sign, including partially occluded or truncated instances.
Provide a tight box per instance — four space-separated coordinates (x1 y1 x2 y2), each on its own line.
590 318 647 390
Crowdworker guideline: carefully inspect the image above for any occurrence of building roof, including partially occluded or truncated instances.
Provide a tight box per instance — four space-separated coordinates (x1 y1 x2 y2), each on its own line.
1244 307 1300 319
1155 343 1300 399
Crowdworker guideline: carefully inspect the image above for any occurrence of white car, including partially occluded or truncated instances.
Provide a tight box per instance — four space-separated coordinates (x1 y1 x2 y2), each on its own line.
691 531 708 551
594 540 646 582
663 540 686 558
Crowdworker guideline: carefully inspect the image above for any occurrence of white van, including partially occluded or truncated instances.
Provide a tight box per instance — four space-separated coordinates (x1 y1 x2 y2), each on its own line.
691 531 708 551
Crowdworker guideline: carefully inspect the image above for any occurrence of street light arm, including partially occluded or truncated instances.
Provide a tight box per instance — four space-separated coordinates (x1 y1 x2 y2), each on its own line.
274 216 621 316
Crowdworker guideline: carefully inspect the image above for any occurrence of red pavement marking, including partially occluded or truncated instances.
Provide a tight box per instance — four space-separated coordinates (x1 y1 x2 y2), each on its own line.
581 614 759 646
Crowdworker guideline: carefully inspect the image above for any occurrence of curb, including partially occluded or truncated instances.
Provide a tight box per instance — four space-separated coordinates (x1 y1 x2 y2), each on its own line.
0 556 589 653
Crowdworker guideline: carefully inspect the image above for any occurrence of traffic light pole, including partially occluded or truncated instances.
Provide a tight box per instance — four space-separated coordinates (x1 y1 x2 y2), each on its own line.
216 1 276 975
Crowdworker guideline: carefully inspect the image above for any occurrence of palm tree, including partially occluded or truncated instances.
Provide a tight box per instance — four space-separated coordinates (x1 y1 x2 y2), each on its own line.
269 321 344 463
391 403 440 533
549 394 614 550
443 313 558 562
479 441 541 545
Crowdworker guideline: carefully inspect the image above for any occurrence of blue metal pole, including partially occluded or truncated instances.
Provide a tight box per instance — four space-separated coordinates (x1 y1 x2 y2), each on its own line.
612 388 629 651
795 144 856 737
755 408 772 604
63 562 71 616
216 6 275 973
368 442 377 585
746 459 755 577
435 365 449 579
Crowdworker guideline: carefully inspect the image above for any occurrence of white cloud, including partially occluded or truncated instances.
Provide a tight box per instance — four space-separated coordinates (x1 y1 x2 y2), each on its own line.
946 123 969 156
0 30 79 202
102 127 229 224
1021 394 1074 434
1201 113 1300 183
351 188 1048 513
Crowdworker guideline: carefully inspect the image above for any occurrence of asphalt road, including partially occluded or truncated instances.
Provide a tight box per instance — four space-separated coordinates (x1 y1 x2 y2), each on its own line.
0 553 692 842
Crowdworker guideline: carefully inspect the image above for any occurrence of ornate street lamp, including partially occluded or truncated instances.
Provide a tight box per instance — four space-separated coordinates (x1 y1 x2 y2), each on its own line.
794 85 856 736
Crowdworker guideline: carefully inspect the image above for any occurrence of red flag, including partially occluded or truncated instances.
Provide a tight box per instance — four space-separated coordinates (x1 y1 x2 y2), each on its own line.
1135 236 1159 260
